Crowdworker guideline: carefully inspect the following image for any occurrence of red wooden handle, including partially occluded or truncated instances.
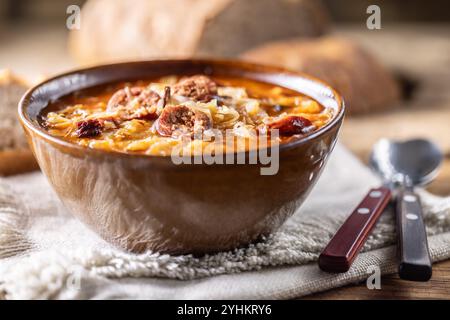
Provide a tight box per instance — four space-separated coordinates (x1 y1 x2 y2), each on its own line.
318 187 391 273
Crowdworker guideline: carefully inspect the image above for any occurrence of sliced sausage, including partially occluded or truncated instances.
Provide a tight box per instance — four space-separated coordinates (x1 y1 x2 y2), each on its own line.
172 75 218 102
156 105 211 138
107 86 160 120
267 115 314 136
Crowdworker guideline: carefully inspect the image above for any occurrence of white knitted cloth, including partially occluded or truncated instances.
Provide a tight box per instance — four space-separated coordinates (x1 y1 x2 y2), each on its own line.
0 144 449 299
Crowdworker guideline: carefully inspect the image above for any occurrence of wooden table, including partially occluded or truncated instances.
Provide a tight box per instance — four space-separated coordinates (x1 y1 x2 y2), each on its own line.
307 262 450 299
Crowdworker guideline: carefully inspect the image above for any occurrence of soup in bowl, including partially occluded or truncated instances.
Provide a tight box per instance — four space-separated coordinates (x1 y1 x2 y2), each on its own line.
19 60 344 254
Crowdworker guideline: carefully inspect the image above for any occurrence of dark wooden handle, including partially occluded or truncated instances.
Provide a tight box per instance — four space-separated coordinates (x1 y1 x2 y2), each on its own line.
396 189 432 281
319 187 391 273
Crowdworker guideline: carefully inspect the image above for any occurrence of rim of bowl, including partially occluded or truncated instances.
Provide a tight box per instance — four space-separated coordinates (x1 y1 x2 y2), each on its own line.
18 58 345 159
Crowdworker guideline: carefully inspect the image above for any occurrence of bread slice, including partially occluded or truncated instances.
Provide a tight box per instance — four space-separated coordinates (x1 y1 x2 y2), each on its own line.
0 69 38 175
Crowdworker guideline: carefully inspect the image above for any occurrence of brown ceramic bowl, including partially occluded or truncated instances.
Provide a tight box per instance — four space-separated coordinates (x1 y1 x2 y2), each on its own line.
19 59 344 254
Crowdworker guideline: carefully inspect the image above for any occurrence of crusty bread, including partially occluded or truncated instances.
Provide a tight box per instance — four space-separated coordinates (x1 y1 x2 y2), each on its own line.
0 70 38 175
68 0 329 64
241 36 400 115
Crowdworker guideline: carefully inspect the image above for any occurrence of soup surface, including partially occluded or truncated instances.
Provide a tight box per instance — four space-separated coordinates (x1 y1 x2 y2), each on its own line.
43 75 334 156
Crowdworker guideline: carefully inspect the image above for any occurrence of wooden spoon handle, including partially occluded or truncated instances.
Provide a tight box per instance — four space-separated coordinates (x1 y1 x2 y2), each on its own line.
319 187 391 273
396 189 432 281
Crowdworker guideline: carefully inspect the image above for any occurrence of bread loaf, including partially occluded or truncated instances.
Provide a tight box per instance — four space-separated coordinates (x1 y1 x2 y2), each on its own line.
69 0 329 64
241 37 400 115
0 70 38 175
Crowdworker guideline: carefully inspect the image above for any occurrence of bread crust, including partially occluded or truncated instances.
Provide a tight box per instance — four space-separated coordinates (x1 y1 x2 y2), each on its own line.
241 37 400 115
0 69 38 175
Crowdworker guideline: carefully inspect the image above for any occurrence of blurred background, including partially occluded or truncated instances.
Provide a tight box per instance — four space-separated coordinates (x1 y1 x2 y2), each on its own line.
1 0 449 193
1 0 449 75
2 0 450 22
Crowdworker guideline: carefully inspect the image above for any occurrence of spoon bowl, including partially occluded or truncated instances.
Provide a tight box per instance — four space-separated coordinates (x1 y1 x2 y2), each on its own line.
370 138 443 187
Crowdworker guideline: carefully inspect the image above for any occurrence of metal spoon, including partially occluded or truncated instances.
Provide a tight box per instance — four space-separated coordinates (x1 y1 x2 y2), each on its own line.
370 138 443 281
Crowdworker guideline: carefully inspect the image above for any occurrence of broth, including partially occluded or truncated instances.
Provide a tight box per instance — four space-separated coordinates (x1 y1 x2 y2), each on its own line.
43 75 334 156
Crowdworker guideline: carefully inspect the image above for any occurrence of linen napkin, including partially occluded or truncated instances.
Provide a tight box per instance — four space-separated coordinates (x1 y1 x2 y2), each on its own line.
0 144 449 299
